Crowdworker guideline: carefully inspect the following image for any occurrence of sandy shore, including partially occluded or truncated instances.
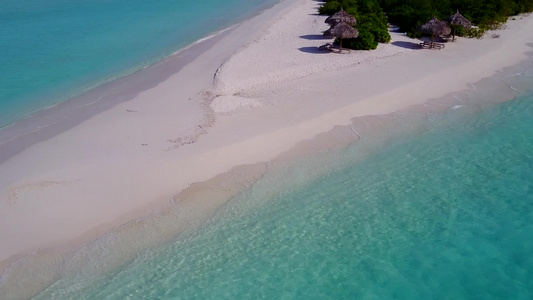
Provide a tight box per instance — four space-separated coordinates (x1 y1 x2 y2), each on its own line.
1 0 533 296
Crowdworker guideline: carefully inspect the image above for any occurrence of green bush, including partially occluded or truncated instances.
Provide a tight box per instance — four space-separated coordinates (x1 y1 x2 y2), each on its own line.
319 0 359 15
342 28 378 50
358 14 391 43
319 0 391 50
467 27 486 39
377 0 533 37
318 0 533 48
319 1 341 15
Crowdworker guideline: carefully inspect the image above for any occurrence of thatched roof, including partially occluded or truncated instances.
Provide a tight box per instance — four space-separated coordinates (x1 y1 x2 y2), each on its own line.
419 17 451 36
325 8 356 26
445 10 472 29
324 22 359 39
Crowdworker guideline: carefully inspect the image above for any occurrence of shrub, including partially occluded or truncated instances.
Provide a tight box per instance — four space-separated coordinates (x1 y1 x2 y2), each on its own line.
359 15 391 43
342 28 378 50
319 0 390 50
377 0 533 37
467 27 486 39
319 1 341 15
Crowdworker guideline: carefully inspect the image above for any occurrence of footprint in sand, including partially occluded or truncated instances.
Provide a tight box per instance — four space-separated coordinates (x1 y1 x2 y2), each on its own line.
6 180 80 207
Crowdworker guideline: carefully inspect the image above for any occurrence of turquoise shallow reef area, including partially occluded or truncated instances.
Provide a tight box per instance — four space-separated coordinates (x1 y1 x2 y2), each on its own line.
35 87 533 299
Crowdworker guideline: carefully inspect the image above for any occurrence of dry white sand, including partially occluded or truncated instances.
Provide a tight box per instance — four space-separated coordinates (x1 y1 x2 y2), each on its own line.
1 0 532 283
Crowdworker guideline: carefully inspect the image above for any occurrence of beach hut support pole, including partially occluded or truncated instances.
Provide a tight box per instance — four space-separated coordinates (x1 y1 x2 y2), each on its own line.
452 26 456 41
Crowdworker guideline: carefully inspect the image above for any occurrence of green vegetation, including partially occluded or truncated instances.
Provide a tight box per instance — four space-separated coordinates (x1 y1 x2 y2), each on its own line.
319 0 533 49
379 0 533 38
319 0 391 50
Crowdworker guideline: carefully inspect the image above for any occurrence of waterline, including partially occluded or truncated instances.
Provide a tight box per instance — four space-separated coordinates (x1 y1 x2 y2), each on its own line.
31 91 533 299
2 47 532 300
0 0 279 128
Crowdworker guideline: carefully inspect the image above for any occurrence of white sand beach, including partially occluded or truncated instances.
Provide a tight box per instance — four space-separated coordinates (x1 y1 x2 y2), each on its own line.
1 0 533 293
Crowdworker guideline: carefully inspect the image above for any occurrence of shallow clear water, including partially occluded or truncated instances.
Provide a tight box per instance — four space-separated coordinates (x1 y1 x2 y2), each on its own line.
0 0 278 127
32 85 533 298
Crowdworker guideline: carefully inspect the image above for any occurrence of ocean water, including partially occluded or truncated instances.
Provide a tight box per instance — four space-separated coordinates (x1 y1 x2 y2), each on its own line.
24 71 533 298
0 0 278 128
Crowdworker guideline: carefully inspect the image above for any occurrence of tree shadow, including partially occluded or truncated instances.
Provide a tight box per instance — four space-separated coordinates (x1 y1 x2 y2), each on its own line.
391 41 421 49
300 34 331 40
298 47 330 54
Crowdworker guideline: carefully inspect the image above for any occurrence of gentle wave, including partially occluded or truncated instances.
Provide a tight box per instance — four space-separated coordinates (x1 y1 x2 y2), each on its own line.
2 52 532 300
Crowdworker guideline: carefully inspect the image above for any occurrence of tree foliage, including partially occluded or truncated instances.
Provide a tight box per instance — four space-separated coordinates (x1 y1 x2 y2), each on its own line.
319 0 533 50
319 0 391 50
378 0 533 36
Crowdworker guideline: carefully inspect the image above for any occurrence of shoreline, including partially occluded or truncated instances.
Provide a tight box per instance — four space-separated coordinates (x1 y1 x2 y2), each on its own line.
0 0 282 131
0 0 287 163
0 0 301 272
0 20 259 165
1 0 533 297
0 27 227 164
2 57 532 298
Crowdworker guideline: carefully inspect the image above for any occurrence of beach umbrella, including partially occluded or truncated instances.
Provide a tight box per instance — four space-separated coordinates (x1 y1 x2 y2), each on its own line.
419 17 451 45
325 8 356 26
324 21 359 50
445 10 472 41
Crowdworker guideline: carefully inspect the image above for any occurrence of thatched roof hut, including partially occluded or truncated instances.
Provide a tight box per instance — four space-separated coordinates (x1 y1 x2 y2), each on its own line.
446 10 472 29
445 10 472 41
419 17 451 44
325 8 356 26
324 22 359 50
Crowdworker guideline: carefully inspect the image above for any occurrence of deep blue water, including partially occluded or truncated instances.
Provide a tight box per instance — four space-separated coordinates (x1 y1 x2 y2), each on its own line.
0 0 278 127
30 84 533 299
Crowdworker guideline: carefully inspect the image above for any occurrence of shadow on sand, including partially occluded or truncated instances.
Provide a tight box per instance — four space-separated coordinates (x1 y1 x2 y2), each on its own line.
391 41 421 49
298 46 330 54
300 34 331 40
